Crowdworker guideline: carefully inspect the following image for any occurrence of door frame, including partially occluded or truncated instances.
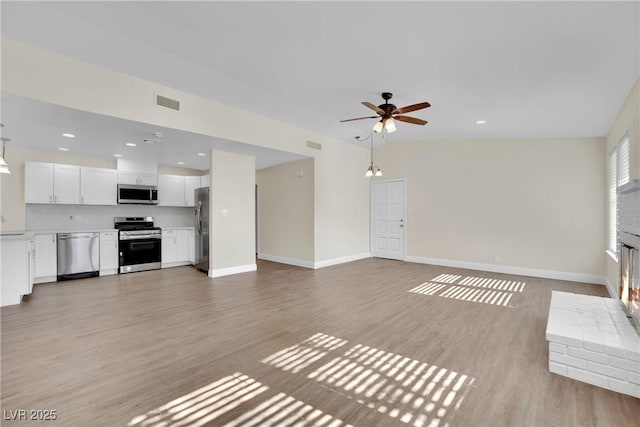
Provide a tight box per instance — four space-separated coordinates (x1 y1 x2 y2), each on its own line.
370 178 407 261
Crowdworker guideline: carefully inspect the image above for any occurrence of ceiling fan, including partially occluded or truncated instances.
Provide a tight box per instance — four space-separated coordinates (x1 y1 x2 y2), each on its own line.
340 92 430 133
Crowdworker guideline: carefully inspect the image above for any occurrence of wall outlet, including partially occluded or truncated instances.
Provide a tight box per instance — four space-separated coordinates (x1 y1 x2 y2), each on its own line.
492 254 500 264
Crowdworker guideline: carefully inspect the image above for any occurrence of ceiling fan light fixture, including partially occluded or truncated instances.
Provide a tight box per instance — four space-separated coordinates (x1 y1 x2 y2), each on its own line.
373 120 384 133
0 157 7 167
374 167 383 177
384 118 397 133
0 165 10 174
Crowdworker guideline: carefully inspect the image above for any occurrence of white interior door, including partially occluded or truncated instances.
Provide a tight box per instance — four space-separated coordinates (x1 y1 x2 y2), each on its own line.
371 180 405 260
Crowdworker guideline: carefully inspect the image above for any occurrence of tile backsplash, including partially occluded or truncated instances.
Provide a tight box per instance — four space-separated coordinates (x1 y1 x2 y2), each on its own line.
26 204 195 231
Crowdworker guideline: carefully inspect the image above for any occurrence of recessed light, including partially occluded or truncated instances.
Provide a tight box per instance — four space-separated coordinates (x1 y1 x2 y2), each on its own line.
197 153 206 157
114 154 123 158
126 143 137 147
58 147 69 151
62 133 75 138
475 120 487 125
177 161 184 165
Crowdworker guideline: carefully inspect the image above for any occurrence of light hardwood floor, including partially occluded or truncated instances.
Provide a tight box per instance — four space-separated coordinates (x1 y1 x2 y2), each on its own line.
1 259 639 426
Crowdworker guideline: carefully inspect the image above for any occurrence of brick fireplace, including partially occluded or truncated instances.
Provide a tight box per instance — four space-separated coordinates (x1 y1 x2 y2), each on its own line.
545 180 640 398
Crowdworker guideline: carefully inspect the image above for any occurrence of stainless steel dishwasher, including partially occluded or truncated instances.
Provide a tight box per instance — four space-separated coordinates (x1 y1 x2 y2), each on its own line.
57 232 100 280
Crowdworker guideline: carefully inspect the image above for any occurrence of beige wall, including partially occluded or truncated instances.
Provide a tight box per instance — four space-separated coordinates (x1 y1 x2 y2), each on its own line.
314 141 371 262
376 137 606 276
209 150 255 271
256 158 314 263
605 77 640 292
2 39 371 265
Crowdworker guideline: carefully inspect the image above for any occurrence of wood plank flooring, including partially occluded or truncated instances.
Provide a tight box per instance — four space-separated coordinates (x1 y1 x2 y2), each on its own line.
1 259 638 426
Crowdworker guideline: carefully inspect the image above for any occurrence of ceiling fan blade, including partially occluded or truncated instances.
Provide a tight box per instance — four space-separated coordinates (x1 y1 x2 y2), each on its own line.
392 102 431 115
394 115 428 125
339 115 379 123
362 102 385 115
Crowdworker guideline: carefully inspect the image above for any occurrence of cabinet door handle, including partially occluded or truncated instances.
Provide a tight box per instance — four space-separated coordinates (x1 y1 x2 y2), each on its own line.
54 195 57 203
81 196 84 204
49 195 52 203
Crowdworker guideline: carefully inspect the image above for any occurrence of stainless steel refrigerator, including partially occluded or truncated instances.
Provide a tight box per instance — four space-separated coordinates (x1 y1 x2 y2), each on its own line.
194 187 210 272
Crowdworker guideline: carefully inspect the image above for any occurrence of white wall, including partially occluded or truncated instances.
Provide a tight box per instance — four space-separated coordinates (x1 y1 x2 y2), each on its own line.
256 158 314 265
606 77 640 292
209 150 256 275
375 137 606 278
2 39 371 265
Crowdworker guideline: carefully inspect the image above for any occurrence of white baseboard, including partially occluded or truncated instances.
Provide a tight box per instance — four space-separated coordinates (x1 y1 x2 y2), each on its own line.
258 253 314 269
405 255 608 286
161 261 192 269
604 278 618 299
314 252 371 269
34 276 57 284
209 263 257 278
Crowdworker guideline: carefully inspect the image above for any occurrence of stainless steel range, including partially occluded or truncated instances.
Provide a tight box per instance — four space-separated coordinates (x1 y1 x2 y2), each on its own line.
115 217 161 274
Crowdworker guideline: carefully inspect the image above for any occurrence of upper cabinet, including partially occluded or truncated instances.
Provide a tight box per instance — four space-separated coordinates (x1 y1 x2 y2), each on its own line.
24 162 54 204
184 176 201 207
158 174 185 206
116 159 158 186
25 162 115 205
25 162 80 204
81 167 117 205
158 174 203 207
200 174 210 188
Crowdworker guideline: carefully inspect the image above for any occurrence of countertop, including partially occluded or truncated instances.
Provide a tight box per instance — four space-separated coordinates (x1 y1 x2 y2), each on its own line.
1 225 194 240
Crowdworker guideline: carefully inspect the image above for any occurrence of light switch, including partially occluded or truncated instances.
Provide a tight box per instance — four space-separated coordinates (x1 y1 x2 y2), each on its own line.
221 209 229 217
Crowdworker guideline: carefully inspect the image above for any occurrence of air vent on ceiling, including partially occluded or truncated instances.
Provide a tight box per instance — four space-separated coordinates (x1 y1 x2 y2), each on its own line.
156 94 180 111
306 140 322 151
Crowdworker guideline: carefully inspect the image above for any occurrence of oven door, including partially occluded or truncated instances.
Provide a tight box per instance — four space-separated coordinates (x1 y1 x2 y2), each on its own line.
119 235 161 273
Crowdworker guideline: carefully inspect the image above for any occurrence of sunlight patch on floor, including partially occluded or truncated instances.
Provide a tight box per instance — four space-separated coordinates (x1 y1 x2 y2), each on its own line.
408 274 527 308
307 344 475 427
222 392 353 427
127 372 268 427
261 333 348 374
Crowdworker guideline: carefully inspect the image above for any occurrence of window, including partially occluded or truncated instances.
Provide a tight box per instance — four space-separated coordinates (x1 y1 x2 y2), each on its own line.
608 134 631 257
609 150 617 253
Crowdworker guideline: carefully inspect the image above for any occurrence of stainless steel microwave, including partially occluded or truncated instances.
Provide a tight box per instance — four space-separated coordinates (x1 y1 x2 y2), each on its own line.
117 184 159 205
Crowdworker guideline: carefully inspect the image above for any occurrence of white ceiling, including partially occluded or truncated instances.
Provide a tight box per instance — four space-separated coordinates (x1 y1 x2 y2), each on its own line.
1 93 307 170
1 1 639 150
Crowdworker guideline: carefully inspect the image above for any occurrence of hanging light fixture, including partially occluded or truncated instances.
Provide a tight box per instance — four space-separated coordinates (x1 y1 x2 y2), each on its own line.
363 133 382 178
0 124 10 174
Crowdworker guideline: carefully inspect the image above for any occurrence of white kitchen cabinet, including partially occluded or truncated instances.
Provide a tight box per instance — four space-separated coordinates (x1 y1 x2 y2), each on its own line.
176 229 190 261
81 167 117 205
184 176 201 207
161 229 178 264
117 159 158 186
161 228 194 268
0 238 31 307
200 174 210 188
99 231 119 275
25 162 81 205
53 164 81 204
25 162 54 203
34 233 57 283
189 228 195 263
158 174 185 207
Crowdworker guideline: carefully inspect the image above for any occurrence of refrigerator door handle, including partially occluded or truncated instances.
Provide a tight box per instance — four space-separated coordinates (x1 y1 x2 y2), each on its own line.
196 201 202 234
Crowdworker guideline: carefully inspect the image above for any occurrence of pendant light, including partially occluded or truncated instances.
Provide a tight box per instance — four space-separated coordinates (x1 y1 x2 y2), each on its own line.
364 133 382 178
0 129 10 174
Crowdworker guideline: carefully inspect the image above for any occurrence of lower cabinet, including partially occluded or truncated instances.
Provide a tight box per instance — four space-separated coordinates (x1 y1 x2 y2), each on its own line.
99 231 118 275
1 238 32 307
34 233 57 283
161 228 194 268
